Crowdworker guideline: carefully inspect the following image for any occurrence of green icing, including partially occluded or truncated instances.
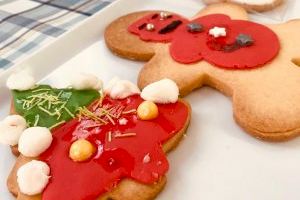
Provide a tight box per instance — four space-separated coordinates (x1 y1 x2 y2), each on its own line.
12 85 100 129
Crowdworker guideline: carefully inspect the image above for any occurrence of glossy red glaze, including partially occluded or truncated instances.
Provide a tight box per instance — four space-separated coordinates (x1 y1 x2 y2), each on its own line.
40 95 189 200
129 13 280 69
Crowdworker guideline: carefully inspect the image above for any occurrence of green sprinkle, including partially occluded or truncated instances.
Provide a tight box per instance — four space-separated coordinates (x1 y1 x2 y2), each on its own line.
49 120 66 130
32 88 51 93
38 106 57 116
64 107 75 118
33 115 40 126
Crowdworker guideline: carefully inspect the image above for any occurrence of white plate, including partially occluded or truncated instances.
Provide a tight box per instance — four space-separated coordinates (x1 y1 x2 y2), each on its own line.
1 0 300 199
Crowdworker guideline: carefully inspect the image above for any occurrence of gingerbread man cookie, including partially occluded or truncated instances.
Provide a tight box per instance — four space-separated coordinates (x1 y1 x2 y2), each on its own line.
4 78 191 200
203 0 283 12
105 3 300 141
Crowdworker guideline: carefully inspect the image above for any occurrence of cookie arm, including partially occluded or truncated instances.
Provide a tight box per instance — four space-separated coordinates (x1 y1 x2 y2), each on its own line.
269 20 300 66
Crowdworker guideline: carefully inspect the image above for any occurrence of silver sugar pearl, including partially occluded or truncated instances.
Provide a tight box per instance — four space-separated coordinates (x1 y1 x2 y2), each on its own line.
146 23 155 31
236 34 254 47
187 22 204 33
159 12 170 20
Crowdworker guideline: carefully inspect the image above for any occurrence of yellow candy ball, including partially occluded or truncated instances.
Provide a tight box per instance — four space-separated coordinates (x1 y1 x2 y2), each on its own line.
69 139 95 162
137 101 159 120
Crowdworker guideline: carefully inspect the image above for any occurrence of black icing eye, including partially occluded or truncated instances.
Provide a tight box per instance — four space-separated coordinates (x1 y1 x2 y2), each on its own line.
236 34 254 47
158 20 182 34
187 22 203 33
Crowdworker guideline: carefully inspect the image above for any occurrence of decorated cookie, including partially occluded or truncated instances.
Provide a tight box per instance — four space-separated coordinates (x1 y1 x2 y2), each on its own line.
203 0 283 12
105 3 300 141
2 72 101 155
6 78 191 200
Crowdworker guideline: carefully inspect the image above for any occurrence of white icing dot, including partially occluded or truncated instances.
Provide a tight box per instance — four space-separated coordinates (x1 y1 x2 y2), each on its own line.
146 23 155 31
18 127 53 157
70 73 103 90
105 77 140 99
0 115 27 145
17 160 50 195
6 70 36 91
141 79 179 104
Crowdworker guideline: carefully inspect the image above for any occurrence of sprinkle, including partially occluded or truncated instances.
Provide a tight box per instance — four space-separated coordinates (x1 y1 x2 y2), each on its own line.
33 115 40 126
105 114 115 125
159 12 171 20
108 158 115 166
114 132 136 138
92 97 104 111
209 26 226 38
49 120 66 130
57 90 64 98
158 20 182 34
119 118 128 125
146 23 155 31
187 22 203 33
77 107 108 124
108 131 112 142
38 106 57 116
32 88 51 93
236 34 254 47
152 172 159 179
85 124 102 129
122 109 136 114
106 114 115 125
143 153 151 163
64 107 75 118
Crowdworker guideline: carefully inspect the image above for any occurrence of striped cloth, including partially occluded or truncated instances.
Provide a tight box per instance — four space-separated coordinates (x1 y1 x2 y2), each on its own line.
0 0 114 71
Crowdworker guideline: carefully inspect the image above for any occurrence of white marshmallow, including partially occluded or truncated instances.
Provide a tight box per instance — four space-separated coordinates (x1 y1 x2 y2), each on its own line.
209 26 227 38
6 70 36 91
105 77 140 99
18 127 52 157
17 160 50 195
141 79 179 104
70 73 103 90
0 115 27 145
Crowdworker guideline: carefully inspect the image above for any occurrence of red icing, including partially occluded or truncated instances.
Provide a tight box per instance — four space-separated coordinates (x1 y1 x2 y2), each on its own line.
40 95 189 200
128 13 188 42
129 13 280 69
